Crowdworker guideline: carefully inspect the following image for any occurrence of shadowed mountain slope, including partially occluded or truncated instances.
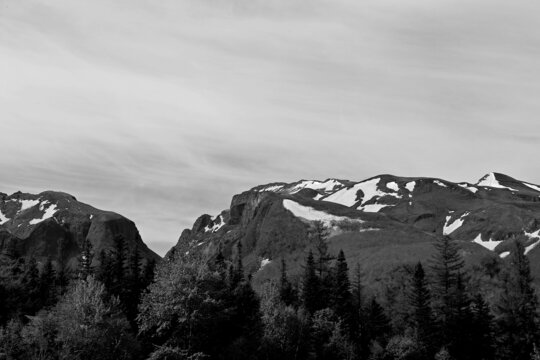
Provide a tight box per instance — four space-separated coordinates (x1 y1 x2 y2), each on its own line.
169 172 540 286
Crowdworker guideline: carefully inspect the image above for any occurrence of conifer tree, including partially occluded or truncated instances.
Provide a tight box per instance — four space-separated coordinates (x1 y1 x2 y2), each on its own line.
496 240 539 360
77 238 93 280
469 294 495 360
39 258 56 307
279 258 296 307
350 263 369 357
22 257 41 314
332 250 352 321
447 273 474 360
125 246 142 328
408 262 434 357
430 236 465 346
301 250 319 314
95 249 114 290
366 297 391 347
310 221 334 308
113 235 127 283
230 241 244 288
55 237 69 292
142 258 156 288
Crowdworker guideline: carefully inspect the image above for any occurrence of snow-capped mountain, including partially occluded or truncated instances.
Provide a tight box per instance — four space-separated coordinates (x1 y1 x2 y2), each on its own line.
0 191 160 266
169 172 540 285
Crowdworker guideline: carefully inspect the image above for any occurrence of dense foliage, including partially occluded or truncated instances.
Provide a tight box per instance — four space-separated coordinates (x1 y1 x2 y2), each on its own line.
1 228 540 359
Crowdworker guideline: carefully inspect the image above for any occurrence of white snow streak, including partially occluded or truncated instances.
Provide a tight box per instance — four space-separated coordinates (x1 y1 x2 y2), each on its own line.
405 181 416 192
500 252 510 259
259 258 271 271
358 204 388 213
324 178 400 210
523 182 540 192
458 183 479 193
19 199 39 212
433 180 447 188
29 204 58 225
443 212 469 235
386 182 399 192
204 215 225 233
472 234 502 251
525 240 540 255
477 173 517 191
0 210 9 225
283 199 361 226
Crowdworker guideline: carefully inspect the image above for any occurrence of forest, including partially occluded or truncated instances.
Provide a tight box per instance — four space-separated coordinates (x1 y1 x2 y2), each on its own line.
1 229 539 360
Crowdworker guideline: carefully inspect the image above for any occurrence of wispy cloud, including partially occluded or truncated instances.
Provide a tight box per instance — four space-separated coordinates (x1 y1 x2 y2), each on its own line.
1 0 540 255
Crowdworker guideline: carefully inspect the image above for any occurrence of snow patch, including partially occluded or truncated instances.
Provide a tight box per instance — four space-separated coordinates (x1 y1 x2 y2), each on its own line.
472 234 502 251
283 199 362 226
0 210 9 225
29 204 58 225
290 179 343 194
443 212 469 235
204 215 225 233
386 182 399 192
19 199 40 212
525 229 540 240
525 240 540 255
523 182 540 193
458 183 478 193
259 258 271 271
259 185 284 193
324 177 401 208
433 180 447 188
477 173 517 191
358 204 389 213
405 181 416 192
500 252 510 259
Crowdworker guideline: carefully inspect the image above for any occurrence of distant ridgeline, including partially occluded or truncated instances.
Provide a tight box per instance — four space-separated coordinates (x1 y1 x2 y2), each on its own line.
170 172 540 286
0 190 160 266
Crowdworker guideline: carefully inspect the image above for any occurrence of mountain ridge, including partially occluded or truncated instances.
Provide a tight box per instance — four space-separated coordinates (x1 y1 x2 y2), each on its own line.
170 172 540 286
0 190 160 266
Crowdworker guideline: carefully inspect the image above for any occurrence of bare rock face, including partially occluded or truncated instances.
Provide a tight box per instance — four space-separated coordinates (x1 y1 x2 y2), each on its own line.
170 172 540 286
0 191 160 266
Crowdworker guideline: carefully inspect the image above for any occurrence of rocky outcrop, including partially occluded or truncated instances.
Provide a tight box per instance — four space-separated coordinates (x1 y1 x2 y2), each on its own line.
0 191 160 266
170 172 540 286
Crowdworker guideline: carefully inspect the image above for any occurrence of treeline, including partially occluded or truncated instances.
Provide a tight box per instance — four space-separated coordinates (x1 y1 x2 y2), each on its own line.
1 229 540 360
0 235 155 359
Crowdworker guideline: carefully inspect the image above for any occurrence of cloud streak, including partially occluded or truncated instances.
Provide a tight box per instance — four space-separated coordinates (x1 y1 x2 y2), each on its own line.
1 0 540 255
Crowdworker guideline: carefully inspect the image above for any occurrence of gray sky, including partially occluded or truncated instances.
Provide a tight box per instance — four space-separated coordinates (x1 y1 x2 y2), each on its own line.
1 0 540 256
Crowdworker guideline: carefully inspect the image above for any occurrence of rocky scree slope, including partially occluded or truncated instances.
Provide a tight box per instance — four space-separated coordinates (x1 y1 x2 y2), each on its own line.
170 172 540 286
0 191 160 267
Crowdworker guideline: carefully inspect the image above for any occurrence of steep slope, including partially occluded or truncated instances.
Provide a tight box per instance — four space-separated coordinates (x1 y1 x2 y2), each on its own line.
170 172 540 285
0 191 160 267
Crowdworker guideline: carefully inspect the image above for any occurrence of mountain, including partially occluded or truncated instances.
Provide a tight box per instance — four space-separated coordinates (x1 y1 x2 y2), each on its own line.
0 190 160 267
169 172 540 286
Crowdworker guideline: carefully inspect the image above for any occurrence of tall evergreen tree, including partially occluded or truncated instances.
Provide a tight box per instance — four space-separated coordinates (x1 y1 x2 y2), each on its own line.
408 262 435 358
448 273 474 360
309 221 334 311
366 297 391 348
39 258 56 307
301 250 319 314
469 294 495 360
55 237 69 292
77 238 93 280
142 259 156 288
430 236 465 347
125 245 142 328
332 250 352 321
279 258 297 307
496 240 539 360
22 257 41 314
